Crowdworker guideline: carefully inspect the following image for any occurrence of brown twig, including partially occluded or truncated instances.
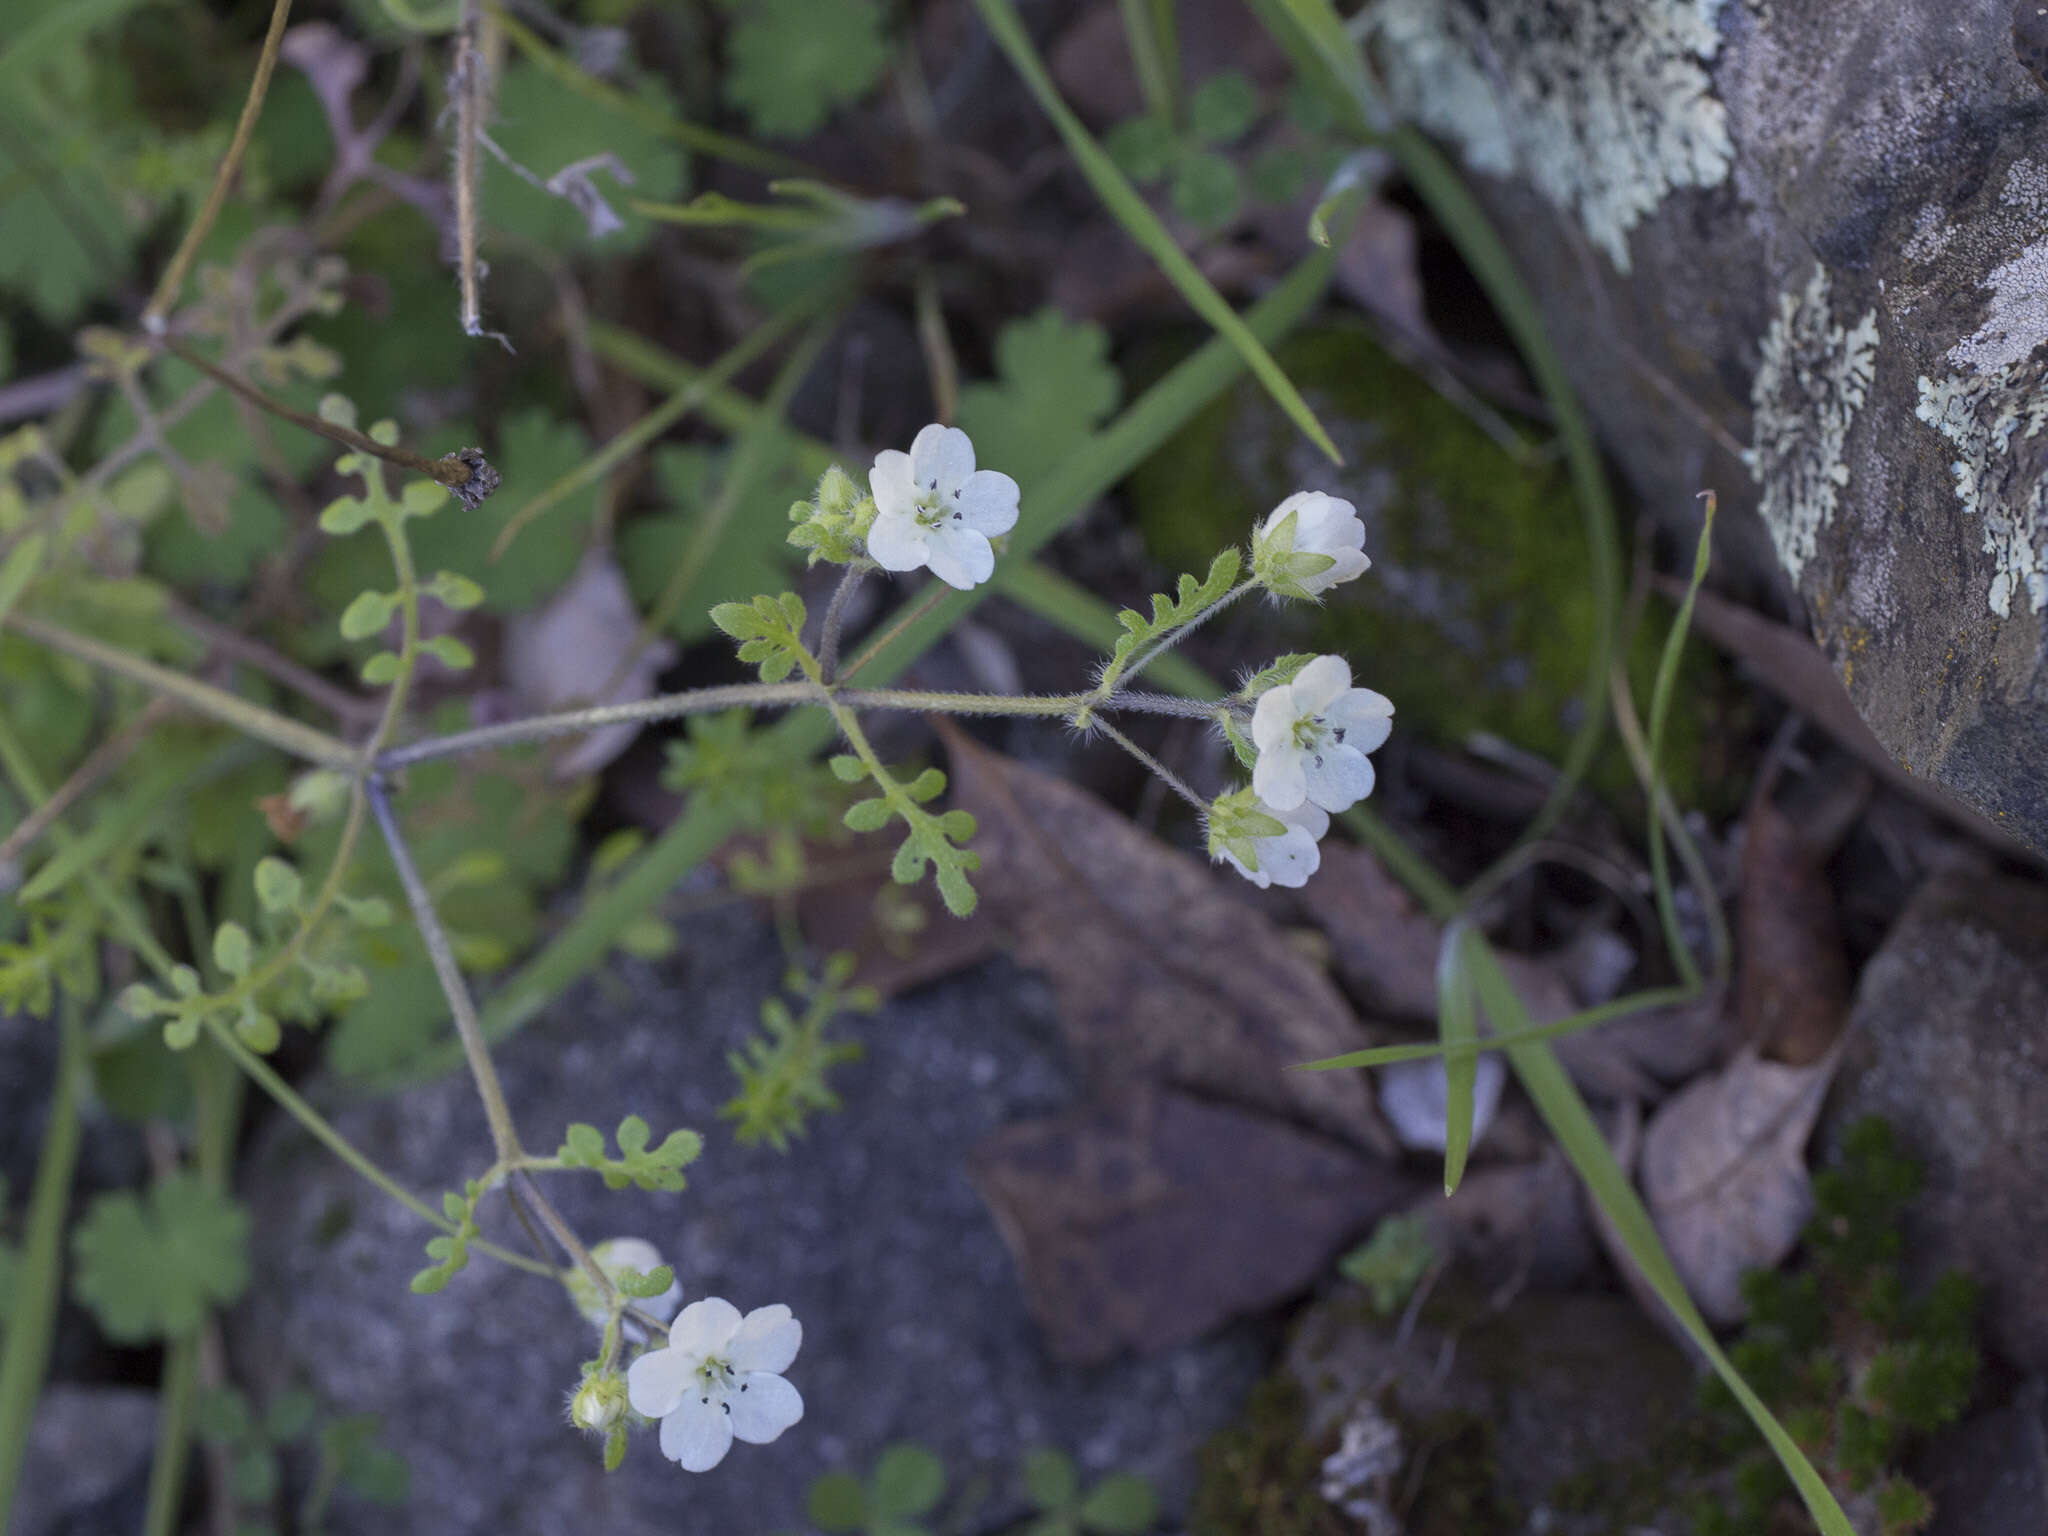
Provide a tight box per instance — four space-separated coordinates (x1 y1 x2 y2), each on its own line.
154 334 501 507
143 0 298 330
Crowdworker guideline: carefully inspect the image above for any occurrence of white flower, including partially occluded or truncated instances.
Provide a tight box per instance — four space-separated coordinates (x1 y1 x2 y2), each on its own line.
1253 491 1370 597
1251 655 1394 814
626 1298 804 1472
565 1237 683 1342
1219 799 1330 889
1378 1053 1507 1153
866 424 1020 590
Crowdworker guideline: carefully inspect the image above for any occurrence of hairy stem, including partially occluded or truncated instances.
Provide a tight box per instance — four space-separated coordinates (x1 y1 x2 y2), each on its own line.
366 779 523 1164
816 562 869 685
1089 717 1209 813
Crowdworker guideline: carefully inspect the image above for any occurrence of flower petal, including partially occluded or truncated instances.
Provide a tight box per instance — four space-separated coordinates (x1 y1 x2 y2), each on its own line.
659 1396 735 1472
727 1305 802 1375
626 1344 696 1420
1253 746 1308 811
1325 688 1394 754
865 507 929 574
1302 744 1375 813
907 424 975 497
924 526 995 590
951 470 1020 535
1290 654 1352 713
1251 684 1299 754
1256 824 1323 889
728 1371 804 1444
668 1296 742 1358
869 450 917 518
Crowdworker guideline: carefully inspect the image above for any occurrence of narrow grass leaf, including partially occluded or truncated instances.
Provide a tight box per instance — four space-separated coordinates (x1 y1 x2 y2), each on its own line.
1464 939 1854 1536
970 0 1342 466
0 534 47 631
1645 493 1717 991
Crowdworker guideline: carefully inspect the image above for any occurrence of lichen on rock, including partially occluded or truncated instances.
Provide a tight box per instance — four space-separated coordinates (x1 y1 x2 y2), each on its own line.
1744 264 1880 588
1916 362 2048 617
1362 0 1734 270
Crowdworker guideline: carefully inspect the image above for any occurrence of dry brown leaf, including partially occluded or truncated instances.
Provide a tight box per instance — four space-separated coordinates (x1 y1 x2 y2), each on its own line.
1739 792 1852 1065
941 726 1395 1156
1639 1043 1842 1325
970 1081 1413 1364
1309 841 1720 1100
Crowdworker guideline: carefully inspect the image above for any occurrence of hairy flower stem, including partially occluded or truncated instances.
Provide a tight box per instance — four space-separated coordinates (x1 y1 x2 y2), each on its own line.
1104 579 1255 700
141 0 296 330
366 779 524 1164
374 680 1219 772
816 562 869 684
206 1023 553 1276
837 584 953 683
1089 717 1209 813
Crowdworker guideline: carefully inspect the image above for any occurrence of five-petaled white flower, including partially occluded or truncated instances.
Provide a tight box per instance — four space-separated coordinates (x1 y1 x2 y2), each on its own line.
1253 491 1371 597
867 424 1020 590
1251 655 1394 814
627 1298 804 1472
1219 799 1330 889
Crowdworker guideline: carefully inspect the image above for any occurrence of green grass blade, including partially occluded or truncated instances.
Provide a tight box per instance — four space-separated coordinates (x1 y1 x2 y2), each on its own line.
1387 123 1621 879
0 534 47 632
970 0 1342 466
0 1001 84 1527
1645 494 1717 991
1296 985 1698 1071
486 2 807 178
381 253 1333 1082
1116 0 1176 121
491 295 834 563
1435 923 1479 1194
1463 940 1854 1536
1250 0 1623 881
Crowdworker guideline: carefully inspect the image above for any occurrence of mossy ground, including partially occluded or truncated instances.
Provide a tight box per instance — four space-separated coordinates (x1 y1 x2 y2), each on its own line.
1127 322 1738 814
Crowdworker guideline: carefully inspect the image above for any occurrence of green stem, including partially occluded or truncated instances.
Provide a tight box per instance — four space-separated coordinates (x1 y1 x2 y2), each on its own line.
377 681 815 769
1383 124 1622 889
0 1000 84 1527
203 1026 551 1277
140 1334 198 1536
3 613 354 769
1089 716 1209 812
366 781 523 1164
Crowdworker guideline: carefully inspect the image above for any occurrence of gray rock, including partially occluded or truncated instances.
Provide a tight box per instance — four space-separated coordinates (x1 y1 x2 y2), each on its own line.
1827 869 2048 1373
9 1385 156 1536
1360 0 2048 849
1920 1376 2048 1536
234 908 1267 1534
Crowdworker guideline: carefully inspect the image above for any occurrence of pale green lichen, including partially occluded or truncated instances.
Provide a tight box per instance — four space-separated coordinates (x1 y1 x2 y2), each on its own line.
1745 265 1880 587
1915 365 2048 618
1362 0 1733 270
1944 160 2048 377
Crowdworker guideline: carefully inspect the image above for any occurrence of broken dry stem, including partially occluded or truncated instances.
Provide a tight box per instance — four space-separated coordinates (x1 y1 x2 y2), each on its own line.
155 335 497 504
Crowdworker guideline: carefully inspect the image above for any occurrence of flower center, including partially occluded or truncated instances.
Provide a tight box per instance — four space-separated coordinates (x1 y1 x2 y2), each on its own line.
691 1354 744 1414
912 478 963 531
